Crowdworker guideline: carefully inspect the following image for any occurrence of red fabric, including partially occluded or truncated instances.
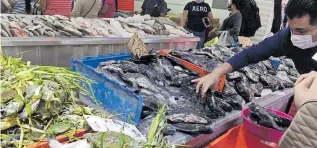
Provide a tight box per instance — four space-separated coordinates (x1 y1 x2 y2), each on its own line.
44 0 72 16
99 0 115 18
206 125 277 148
288 101 297 117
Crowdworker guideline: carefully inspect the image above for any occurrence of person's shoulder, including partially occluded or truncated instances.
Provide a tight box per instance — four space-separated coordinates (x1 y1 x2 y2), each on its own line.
276 27 291 39
203 2 211 6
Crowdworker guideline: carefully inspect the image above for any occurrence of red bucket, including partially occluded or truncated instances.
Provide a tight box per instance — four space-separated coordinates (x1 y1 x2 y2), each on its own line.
241 107 293 143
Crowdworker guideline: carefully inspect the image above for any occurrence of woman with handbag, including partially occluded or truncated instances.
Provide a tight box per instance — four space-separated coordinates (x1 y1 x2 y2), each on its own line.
209 0 242 44
72 0 102 18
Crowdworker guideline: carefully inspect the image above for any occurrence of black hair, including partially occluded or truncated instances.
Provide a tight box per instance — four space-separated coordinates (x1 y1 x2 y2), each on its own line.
285 0 317 25
232 0 243 11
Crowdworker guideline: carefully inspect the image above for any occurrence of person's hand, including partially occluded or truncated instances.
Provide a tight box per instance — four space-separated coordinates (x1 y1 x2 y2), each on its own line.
192 72 221 97
294 71 317 108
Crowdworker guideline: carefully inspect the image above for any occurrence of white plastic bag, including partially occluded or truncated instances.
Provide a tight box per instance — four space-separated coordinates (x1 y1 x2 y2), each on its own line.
218 31 235 46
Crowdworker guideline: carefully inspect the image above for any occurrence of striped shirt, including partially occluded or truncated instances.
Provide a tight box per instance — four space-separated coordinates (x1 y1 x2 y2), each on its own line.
44 0 72 16
11 0 26 14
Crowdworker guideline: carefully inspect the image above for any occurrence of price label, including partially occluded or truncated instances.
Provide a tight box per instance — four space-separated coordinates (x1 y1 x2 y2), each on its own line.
84 115 146 142
127 33 149 58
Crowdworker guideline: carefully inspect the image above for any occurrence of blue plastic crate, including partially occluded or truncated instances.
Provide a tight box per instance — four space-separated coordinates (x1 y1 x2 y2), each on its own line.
71 53 143 125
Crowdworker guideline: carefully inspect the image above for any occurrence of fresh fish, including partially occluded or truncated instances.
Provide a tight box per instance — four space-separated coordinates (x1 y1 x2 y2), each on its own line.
205 93 226 118
262 60 274 70
276 71 294 87
119 61 140 73
248 103 285 131
97 69 128 87
287 68 300 78
172 123 213 134
214 96 233 112
241 66 259 82
23 28 34 37
235 76 254 102
120 72 158 93
222 82 238 96
282 59 295 68
166 113 208 124
1 20 12 37
170 74 196 87
9 21 22 30
260 74 284 91
250 83 264 97
1 29 9 37
227 71 244 80
223 95 244 110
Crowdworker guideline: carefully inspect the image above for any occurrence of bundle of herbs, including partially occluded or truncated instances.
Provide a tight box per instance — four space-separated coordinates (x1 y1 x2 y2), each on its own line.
0 55 105 148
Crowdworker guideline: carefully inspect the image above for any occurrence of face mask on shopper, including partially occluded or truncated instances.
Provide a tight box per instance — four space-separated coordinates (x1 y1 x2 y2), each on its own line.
291 29 317 49
199 0 205 2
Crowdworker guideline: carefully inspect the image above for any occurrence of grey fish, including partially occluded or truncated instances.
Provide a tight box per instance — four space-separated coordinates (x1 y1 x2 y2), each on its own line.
1 29 9 37
172 123 213 134
276 71 294 88
262 60 274 70
241 66 259 82
23 28 34 37
260 74 284 91
120 72 158 93
44 31 55 37
97 68 128 87
223 95 244 110
250 83 264 97
1 20 12 37
235 76 255 102
205 93 226 118
227 71 244 80
248 103 284 131
287 68 300 77
282 59 295 68
222 82 238 96
166 113 208 124
119 61 140 73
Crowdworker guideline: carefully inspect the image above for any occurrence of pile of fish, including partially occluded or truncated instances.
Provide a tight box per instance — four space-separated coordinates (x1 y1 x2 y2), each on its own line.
97 54 244 136
170 45 300 103
248 103 292 131
0 56 109 147
1 14 193 38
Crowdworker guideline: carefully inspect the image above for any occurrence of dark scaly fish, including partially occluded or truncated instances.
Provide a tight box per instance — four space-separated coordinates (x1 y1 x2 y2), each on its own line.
166 113 209 124
120 73 157 93
227 71 244 81
172 123 213 134
250 83 264 97
260 74 284 91
223 95 244 110
234 76 254 102
287 68 300 78
262 60 274 70
119 61 140 73
248 103 284 131
241 66 259 82
276 71 294 88
222 82 238 96
214 96 233 112
205 93 226 118
282 59 295 68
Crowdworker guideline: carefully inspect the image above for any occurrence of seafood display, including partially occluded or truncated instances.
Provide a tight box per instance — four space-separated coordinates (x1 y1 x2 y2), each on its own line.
97 55 242 136
169 45 299 102
248 103 292 131
1 14 193 38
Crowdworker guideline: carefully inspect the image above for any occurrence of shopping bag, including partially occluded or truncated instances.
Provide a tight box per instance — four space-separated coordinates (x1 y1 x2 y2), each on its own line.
204 37 219 47
218 31 235 47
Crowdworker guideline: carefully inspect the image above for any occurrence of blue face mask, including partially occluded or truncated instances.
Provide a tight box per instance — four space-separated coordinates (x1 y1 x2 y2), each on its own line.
199 0 205 2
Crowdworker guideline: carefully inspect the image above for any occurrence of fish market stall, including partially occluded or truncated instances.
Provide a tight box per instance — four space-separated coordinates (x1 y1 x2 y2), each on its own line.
1 14 199 67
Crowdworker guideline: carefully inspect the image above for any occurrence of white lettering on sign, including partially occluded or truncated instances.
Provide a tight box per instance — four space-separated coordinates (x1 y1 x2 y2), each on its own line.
192 6 207 12
313 52 317 62
84 115 146 142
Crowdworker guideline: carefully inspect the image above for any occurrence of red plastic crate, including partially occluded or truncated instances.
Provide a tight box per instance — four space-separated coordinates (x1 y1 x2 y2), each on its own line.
117 0 134 13
288 101 297 117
